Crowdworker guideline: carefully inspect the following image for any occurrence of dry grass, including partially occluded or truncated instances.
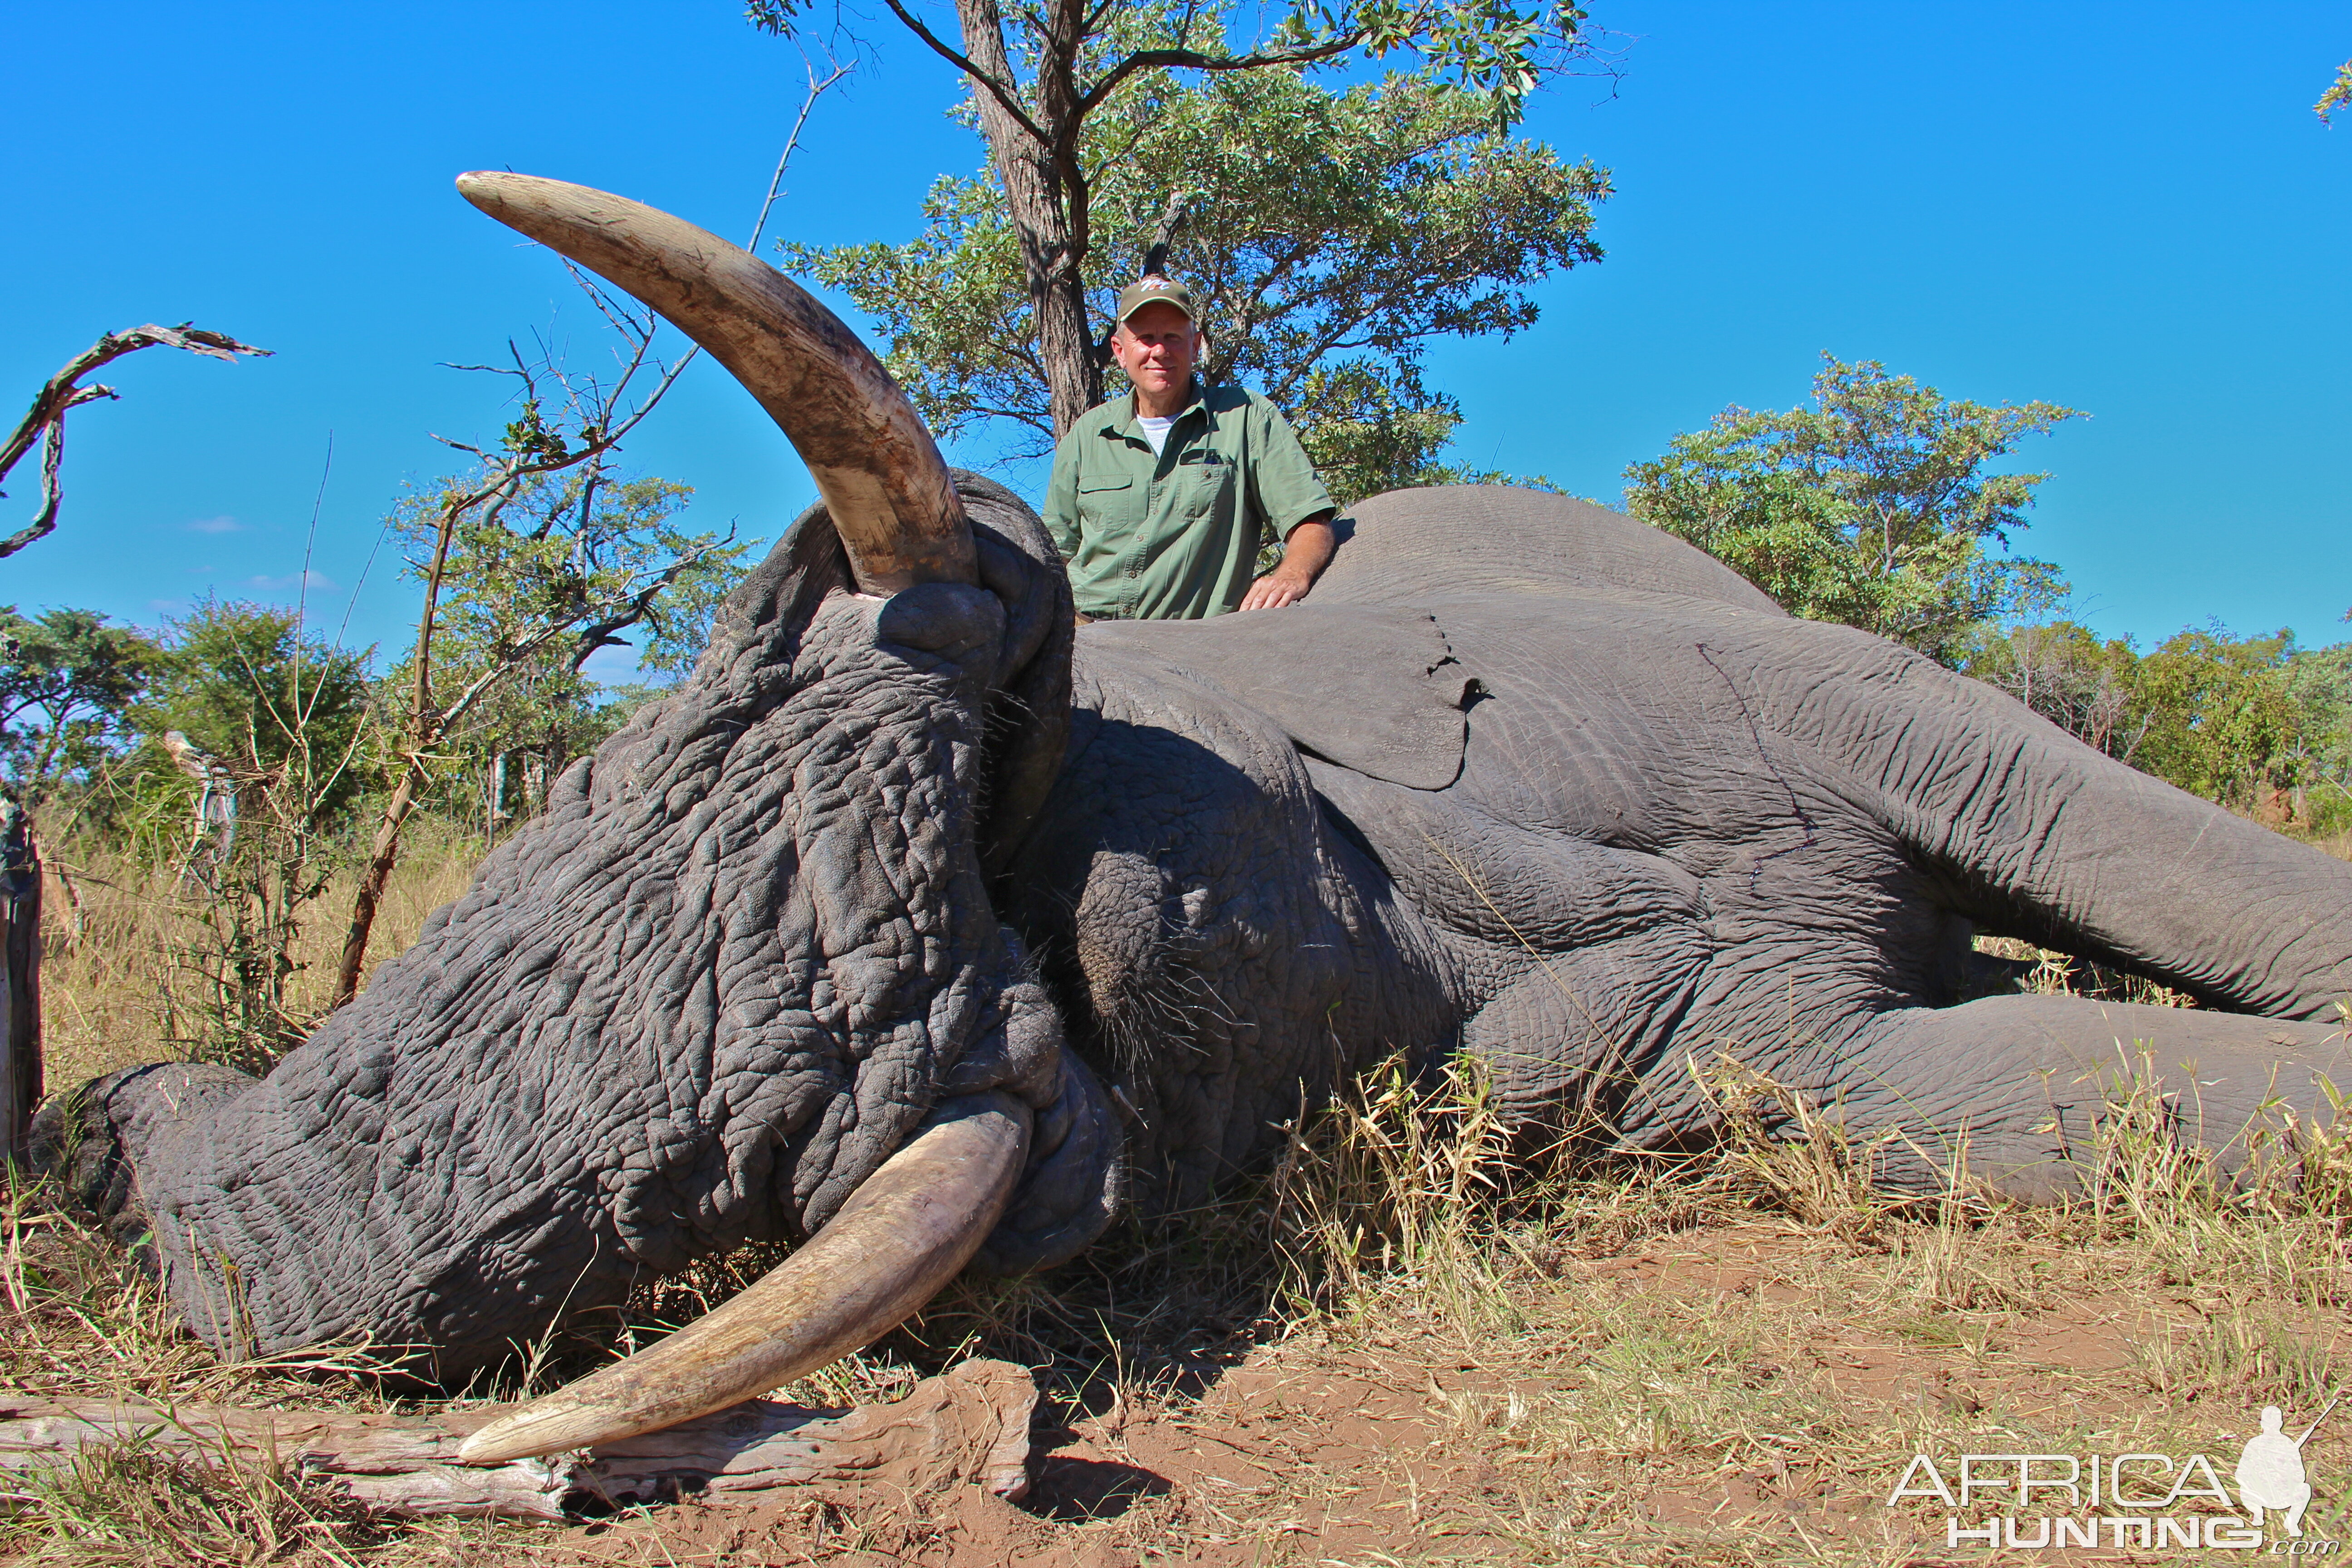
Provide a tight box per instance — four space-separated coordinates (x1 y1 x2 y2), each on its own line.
10 1032 2352 1564
39 831 480 1091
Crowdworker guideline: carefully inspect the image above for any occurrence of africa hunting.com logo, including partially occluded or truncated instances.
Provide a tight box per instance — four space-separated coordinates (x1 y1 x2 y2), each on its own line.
1883 1401 2339 1552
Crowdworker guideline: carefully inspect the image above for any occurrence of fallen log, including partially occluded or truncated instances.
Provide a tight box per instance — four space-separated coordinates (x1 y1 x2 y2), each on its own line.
0 1357 1036 1522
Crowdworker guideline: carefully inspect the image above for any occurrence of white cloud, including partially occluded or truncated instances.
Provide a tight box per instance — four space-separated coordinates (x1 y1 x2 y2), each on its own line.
185 515 245 534
247 570 337 592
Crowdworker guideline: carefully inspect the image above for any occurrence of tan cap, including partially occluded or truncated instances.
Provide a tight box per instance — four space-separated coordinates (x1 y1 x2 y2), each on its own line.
1115 275 1200 324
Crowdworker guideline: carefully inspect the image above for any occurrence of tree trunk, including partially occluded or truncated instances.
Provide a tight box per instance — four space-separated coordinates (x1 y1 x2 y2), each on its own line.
0 807 39 1163
953 0 1101 435
0 1360 1037 1521
522 747 548 820
329 756 426 1010
488 749 509 844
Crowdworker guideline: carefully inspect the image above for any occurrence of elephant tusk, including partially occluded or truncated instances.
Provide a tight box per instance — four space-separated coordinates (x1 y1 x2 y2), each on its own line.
455 1098 1030 1466
453 170 975 597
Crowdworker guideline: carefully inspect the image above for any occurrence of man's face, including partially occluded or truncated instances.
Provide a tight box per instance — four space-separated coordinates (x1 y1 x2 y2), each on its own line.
1112 303 1200 400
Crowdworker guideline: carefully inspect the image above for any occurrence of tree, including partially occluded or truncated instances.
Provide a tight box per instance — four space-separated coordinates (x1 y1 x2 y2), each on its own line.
385 462 746 838
0 607 162 810
1623 356 2082 664
787 56 1606 501
123 600 374 1066
2133 625 2302 814
750 0 1606 439
1959 617 2352 832
134 600 372 810
1957 618 2150 764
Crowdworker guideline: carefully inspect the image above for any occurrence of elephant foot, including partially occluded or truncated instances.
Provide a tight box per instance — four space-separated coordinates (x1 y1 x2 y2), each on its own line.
27 1061 255 1242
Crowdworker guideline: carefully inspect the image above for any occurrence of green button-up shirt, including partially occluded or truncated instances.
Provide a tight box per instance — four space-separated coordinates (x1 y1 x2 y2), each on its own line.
1043 382 1334 621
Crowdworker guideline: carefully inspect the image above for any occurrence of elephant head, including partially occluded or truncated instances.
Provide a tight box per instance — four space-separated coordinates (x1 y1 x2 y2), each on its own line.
42 176 1126 1463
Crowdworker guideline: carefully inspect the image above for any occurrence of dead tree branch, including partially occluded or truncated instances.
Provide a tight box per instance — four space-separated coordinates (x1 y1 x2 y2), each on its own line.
0 324 271 560
0 1360 1037 1521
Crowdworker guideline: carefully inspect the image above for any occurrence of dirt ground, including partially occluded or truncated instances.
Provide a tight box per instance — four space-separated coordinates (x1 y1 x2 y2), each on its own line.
382 1206 2349 1568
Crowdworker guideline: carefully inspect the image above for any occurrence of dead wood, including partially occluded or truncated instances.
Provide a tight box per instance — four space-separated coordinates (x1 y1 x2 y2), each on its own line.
0 805 37 1161
0 323 270 559
0 1358 1037 1522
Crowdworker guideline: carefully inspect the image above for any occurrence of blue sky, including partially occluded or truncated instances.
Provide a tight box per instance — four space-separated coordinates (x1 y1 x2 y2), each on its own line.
4 2 2346 675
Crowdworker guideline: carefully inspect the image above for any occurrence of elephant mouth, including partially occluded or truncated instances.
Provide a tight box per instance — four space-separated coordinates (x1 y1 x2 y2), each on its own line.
446 175 1090 1464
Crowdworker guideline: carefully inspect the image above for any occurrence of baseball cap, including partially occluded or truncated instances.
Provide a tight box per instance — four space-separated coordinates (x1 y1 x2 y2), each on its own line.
1115 275 1200 324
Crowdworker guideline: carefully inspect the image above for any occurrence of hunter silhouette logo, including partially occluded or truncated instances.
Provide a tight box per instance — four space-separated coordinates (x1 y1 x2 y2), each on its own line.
1884 1398 2342 1551
2239 1398 2332 1539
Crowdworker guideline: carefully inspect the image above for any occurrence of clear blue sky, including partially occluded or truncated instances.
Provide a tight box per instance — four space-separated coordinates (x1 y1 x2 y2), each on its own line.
5 2 2346 675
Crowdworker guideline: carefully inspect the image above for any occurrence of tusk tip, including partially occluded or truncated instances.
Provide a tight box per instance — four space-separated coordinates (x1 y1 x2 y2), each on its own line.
454 172 498 214
454 170 558 218
456 1401 604 1466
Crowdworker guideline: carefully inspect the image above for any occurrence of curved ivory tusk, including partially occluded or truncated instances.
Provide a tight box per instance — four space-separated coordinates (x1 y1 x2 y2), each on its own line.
456 1102 1029 1465
454 170 975 596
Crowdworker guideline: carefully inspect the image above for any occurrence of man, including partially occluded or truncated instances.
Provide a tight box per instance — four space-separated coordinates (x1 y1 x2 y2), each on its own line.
1044 276 1337 621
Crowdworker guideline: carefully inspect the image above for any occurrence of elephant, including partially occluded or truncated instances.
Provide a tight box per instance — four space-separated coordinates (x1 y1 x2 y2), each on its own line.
35 174 2352 1466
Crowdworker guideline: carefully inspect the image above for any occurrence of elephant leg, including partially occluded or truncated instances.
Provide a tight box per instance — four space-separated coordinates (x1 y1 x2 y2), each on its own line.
1786 997 2352 1201
1744 620 2352 1019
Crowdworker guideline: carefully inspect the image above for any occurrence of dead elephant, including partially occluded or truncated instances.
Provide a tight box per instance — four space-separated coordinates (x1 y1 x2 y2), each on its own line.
37 174 2352 1467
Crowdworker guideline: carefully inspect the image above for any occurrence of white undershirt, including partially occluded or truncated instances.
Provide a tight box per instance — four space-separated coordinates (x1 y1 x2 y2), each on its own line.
1137 414 1178 455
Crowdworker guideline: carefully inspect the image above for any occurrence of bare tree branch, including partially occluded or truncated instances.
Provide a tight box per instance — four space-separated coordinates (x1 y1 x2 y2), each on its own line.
877 0 1052 145
749 54 857 252
0 324 270 560
1076 34 1363 117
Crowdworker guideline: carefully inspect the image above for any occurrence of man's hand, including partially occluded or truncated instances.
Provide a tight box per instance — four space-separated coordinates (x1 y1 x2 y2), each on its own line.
1240 568 1312 611
1237 515 1337 612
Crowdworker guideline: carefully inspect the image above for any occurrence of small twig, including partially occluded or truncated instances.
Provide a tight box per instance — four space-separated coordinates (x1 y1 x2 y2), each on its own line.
749 54 856 252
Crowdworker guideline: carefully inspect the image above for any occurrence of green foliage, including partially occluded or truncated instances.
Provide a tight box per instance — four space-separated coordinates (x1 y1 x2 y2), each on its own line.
383 459 746 833
1960 617 2352 831
389 466 737 693
2318 58 2352 122
0 606 162 809
784 41 1605 500
2132 626 2302 807
1624 357 2081 664
129 600 372 820
113 601 376 1066
1955 619 2150 762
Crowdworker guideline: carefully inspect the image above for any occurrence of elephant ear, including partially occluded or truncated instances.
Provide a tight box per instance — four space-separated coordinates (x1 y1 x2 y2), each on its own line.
1084 606 1471 790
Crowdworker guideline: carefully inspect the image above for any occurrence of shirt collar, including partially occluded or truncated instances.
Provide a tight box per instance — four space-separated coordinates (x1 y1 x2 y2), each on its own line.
1110 378 1209 442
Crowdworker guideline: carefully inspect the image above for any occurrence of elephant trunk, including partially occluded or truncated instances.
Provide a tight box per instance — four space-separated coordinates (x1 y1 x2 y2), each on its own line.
456 1096 1029 1465
453 170 975 597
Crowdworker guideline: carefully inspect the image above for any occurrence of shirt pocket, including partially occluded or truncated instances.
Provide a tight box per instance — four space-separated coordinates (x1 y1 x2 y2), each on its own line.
1076 474 1136 536
1182 449 1236 514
